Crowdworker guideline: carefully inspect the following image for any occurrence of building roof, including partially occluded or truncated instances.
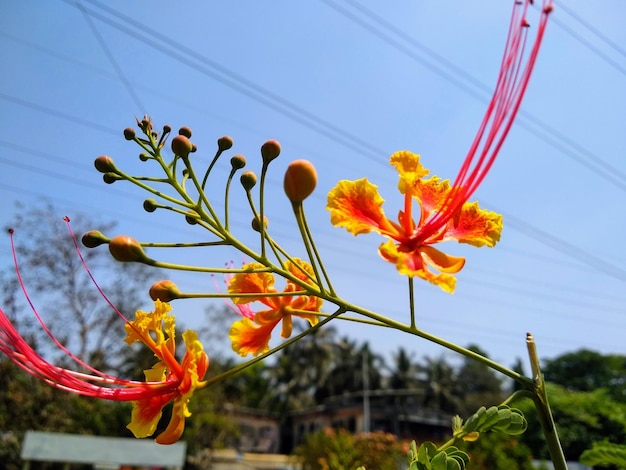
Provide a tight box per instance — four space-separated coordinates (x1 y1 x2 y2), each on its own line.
21 431 186 468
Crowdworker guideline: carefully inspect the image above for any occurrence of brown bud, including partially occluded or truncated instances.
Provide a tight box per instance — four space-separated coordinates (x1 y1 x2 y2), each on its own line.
178 126 192 138
123 128 136 140
108 235 148 263
171 135 194 156
162 124 172 134
261 140 281 165
240 171 257 191
81 230 109 248
251 215 269 232
284 160 317 203
94 155 116 173
230 154 246 170
218 136 234 151
149 280 182 302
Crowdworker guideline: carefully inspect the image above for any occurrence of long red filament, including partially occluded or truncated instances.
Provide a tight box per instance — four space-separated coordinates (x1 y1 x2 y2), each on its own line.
415 0 552 244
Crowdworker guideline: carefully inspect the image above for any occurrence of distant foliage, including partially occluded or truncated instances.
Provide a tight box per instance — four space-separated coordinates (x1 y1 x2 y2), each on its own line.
294 428 404 470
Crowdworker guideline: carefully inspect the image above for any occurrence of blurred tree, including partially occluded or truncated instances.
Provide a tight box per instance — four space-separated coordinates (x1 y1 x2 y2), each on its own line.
516 382 626 461
453 345 505 417
421 355 459 414
543 349 626 401
2 201 159 373
459 431 536 470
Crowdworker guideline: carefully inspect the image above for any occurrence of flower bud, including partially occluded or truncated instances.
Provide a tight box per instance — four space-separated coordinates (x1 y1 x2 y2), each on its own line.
171 135 193 156
81 230 109 248
149 280 182 302
162 124 172 134
123 128 136 140
284 160 317 202
139 153 150 162
94 155 116 173
261 140 281 165
143 199 158 213
240 171 257 191
108 235 148 263
230 154 246 170
218 136 234 151
103 173 121 184
251 215 269 232
185 210 199 225
178 126 192 138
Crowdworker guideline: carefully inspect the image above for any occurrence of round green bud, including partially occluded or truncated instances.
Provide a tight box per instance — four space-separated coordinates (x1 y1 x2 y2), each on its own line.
81 230 109 248
108 235 147 262
185 210 199 225
143 199 158 212
94 155 116 173
284 159 317 202
103 173 121 184
230 154 246 170
171 135 193 156
139 153 150 162
178 126 192 138
251 215 269 232
218 136 234 151
123 128 136 140
261 140 281 164
240 171 257 191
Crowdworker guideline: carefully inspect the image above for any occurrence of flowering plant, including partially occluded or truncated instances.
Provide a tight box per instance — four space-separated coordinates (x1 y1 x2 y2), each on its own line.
0 1 590 469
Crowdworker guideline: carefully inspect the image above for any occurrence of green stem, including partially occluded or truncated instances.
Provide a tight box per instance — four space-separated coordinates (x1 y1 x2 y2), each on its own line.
291 201 325 293
408 277 416 329
202 306 345 386
526 333 567 470
300 205 336 295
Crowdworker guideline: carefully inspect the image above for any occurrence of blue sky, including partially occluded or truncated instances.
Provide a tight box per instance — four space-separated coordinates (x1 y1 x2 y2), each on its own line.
1 1 625 372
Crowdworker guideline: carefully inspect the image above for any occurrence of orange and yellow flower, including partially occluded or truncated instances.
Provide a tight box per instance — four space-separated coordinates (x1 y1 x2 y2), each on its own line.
228 259 322 356
124 300 209 444
327 151 502 293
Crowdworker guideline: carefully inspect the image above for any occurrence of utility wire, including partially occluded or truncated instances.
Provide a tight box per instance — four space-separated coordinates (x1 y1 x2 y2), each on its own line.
74 0 147 113
5 2 625 289
320 0 626 191
554 0 626 62
0 93 118 136
68 0 390 168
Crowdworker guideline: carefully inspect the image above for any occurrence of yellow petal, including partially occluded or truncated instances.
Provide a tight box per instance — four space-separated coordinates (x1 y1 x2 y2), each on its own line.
229 318 277 357
444 201 503 247
327 179 397 236
412 176 452 225
228 264 276 304
127 393 173 438
155 400 188 445
420 245 466 274
389 150 429 194
286 258 316 285
378 241 457 293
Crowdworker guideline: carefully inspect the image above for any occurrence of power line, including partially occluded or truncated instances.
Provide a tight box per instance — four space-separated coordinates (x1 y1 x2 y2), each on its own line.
319 0 626 192
67 0 391 168
73 0 147 113
0 93 119 136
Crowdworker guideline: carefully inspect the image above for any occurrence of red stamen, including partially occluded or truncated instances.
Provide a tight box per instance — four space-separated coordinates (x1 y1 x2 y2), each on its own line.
415 0 552 243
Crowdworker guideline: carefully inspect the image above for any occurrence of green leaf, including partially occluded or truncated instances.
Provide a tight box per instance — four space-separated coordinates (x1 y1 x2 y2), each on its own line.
580 441 626 468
